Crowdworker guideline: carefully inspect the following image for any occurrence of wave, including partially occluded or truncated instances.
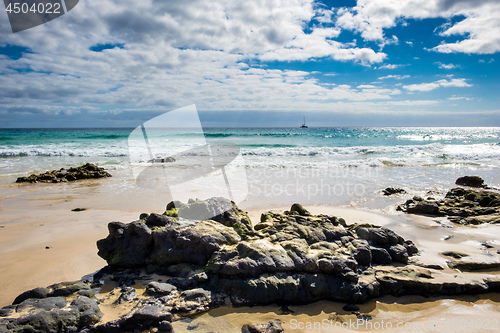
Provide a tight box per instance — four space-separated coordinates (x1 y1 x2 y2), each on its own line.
0 150 128 157
240 143 500 161
77 134 127 140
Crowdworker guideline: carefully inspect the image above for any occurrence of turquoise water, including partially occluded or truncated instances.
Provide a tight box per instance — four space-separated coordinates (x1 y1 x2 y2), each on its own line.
1 127 499 208
1 127 500 172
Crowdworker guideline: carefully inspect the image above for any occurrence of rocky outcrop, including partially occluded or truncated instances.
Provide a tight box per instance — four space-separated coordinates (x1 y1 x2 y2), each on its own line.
398 179 500 225
15 163 111 183
3 197 500 332
96 199 422 306
382 187 407 196
1 291 101 333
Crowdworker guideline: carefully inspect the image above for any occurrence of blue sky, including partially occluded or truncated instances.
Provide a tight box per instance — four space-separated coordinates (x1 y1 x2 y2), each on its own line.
0 0 499 127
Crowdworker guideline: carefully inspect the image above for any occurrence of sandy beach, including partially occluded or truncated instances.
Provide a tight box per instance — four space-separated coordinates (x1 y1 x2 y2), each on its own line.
1 168 500 332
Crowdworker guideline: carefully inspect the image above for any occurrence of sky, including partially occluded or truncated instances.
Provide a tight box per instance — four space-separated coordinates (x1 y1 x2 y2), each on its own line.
0 0 499 128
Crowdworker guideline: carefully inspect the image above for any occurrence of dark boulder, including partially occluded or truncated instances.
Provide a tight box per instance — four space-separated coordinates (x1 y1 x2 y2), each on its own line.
407 201 441 215
370 247 393 265
144 213 174 228
455 176 485 188
97 221 153 267
13 287 50 305
146 282 177 297
382 187 407 196
4 296 101 333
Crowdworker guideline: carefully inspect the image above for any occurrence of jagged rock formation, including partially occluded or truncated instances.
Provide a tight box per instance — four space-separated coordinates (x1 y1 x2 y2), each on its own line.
2 197 500 333
15 163 111 183
398 186 500 225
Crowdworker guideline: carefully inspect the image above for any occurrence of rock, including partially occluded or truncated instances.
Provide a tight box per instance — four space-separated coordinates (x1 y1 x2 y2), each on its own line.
49 281 91 297
398 185 500 225
442 251 469 259
98 218 240 267
146 282 177 296
97 221 153 267
355 226 403 245
89 304 171 333
207 239 295 276
72 208 87 212
387 244 409 263
16 297 67 312
0 305 15 317
370 247 393 265
176 197 254 238
165 263 201 278
3 296 101 333
13 287 50 305
172 288 212 315
456 176 485 188
15 163 111 184
145 213 175 228
71 296 102 327
218 273 370 305
290 203 311 216
114 286 137 304
126 305 172 325
382 187 407 196
407 201 441 215
242 320 284 333
159 320 173 332
148 220 241 266
447 261 500 271
149 156 176 163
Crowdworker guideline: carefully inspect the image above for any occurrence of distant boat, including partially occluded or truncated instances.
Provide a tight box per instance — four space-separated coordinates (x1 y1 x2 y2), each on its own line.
300 116 308 128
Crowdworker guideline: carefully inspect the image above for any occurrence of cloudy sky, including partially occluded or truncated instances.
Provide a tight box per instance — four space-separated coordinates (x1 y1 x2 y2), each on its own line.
0 0 499 127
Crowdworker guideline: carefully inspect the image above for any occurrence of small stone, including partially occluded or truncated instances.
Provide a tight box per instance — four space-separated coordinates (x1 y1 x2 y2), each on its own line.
382 187 407 196
147 282 177 296
481 242 494 249
442 251 469 259
71 208 87 212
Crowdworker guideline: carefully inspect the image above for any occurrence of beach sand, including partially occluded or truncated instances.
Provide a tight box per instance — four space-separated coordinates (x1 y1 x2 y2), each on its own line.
1 175 500 332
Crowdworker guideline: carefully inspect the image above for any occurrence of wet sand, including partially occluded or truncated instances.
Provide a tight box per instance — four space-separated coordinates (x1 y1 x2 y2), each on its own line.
1 175 500 331
173 294 500 332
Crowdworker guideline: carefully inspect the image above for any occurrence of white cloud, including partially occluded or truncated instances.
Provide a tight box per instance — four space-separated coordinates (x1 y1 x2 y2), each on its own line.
449 96 472 101
404 78 472 91
336 0 500 54
314 8 334 24
377 64 401 70
379 75 410 80
0 0 396 118
258 28 386 64
436 62 458 69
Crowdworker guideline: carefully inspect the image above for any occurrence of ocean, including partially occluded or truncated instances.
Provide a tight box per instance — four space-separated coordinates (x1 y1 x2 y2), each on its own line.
1 127 500 210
